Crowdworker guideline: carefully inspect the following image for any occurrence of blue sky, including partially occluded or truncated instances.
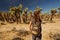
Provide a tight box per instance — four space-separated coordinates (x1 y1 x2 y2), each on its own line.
0 0 60 13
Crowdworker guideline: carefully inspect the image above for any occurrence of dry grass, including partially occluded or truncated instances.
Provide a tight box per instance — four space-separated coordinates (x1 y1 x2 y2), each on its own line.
0 19 60 40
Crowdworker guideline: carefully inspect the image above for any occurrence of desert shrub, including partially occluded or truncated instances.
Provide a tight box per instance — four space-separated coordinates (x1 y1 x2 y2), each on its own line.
49 32 60 40
12 37 24 40
17 30 30 37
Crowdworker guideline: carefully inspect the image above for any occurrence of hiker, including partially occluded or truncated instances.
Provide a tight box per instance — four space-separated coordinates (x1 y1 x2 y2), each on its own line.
29 9 42 40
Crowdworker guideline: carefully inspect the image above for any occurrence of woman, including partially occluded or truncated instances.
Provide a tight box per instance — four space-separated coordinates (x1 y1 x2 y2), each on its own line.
29 10 42 40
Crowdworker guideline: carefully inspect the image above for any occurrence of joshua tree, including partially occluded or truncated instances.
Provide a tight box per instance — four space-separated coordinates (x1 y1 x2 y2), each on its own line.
58 7 60 13
57 7 60 18
24 7 28 23
43 13 50 21
9 6 16 22
9 4 23 24
14 7 21 24
18 4 23 14
21 10 26 23
15 4 23 23
50 9 57 22
27 10 33 23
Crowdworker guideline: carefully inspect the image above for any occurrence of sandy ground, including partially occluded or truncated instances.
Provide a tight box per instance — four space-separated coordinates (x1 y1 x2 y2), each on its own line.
0 19 60 40
42 19 60 40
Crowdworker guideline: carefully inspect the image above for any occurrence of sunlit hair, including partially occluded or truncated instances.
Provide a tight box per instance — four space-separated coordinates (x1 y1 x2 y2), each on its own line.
34 10 40 21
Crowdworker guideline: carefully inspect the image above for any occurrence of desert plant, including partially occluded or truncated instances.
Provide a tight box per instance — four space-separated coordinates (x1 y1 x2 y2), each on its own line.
12 37 24 40
50 9 57 22
24 7 28 21
58 7 60 13
49 32 60 40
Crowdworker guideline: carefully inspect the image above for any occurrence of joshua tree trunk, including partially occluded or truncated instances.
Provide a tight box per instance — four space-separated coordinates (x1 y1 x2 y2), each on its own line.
50 14 53 22
58 7 60 13
50 9 57 22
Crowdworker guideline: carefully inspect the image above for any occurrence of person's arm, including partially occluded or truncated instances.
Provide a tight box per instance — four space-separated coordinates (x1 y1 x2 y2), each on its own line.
29 17 33 33
29 21 32 31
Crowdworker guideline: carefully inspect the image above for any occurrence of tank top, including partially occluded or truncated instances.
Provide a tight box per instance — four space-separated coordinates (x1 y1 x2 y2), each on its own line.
31 17 42 35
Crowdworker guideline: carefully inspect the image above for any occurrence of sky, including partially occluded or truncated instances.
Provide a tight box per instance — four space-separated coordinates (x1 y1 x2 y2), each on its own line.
0 0 60 13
